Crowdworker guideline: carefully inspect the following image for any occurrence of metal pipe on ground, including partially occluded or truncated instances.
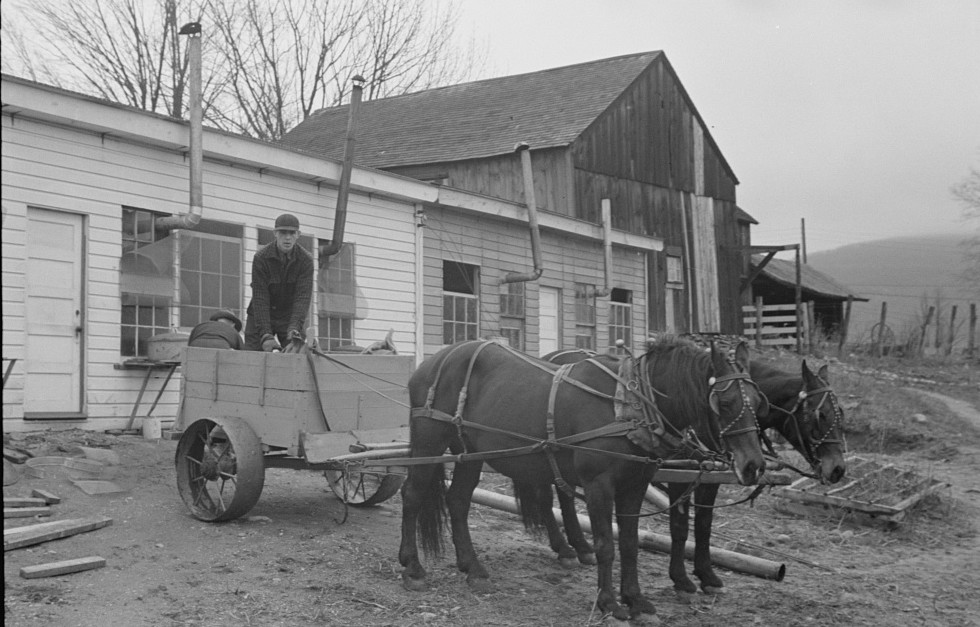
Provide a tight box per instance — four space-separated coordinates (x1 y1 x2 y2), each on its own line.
469 486 786 582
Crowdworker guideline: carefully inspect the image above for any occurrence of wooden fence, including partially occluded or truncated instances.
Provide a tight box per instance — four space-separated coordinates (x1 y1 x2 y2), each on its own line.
741 303 803 349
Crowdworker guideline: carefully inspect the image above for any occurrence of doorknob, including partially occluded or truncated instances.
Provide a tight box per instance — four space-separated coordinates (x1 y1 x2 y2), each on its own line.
75 326 83 336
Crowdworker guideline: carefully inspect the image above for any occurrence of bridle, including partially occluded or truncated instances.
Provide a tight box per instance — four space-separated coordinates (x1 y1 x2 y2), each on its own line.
704 357 766 453
766 380 845 469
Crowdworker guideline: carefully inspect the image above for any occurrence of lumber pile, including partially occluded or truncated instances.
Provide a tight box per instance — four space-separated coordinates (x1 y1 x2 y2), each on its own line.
4 489 110 578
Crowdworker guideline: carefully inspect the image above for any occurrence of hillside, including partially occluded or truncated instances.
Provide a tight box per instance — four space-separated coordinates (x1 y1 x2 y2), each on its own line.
806 233 977 351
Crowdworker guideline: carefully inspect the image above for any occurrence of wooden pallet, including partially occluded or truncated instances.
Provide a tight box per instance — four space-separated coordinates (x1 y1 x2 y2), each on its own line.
773 455 948 526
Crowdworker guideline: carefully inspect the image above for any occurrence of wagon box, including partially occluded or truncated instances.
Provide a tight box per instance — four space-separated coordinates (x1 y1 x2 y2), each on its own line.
176 347 413 456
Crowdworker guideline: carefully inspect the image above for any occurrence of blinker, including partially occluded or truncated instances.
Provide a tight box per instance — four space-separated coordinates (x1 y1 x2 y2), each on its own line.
708 376 716 386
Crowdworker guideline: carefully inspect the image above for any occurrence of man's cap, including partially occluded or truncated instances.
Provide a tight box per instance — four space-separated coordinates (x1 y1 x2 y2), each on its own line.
210 309 243 332
274 213 300 231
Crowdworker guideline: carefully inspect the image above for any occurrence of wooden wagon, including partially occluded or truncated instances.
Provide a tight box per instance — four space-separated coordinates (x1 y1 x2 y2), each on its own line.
172 346 414 522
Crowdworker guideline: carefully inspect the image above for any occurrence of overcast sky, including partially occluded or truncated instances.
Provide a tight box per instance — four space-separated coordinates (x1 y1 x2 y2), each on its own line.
458 0 980 254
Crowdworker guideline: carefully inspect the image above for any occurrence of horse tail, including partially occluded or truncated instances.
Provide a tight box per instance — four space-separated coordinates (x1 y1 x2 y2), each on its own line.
511 479 552 537
415 462 447 557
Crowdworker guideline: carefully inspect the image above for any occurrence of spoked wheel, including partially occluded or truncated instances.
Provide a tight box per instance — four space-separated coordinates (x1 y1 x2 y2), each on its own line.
175 417 265 522
324 466 404 507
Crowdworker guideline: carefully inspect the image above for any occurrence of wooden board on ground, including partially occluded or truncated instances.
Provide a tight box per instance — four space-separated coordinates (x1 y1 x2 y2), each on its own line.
4 497 48 508
31 489 61 504
4 506 51 518
20 556 106 579
4 517 113 551
774 455 948 526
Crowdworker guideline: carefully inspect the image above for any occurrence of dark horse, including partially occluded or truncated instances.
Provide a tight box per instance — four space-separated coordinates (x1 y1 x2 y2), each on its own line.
398 338 766 621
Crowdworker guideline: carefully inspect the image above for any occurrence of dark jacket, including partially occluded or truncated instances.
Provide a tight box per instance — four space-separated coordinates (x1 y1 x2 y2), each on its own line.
245 241 314 340
188 321 244 350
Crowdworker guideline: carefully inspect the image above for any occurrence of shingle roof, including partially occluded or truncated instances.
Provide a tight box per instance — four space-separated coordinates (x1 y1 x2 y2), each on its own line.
753 255 868 301
280 52 662 168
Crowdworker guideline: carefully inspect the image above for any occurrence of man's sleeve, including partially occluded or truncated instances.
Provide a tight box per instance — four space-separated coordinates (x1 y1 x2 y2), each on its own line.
250 254 274 338
289 255 315 333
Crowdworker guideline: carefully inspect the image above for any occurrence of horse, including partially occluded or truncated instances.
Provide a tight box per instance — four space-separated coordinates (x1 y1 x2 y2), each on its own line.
398 337 767 622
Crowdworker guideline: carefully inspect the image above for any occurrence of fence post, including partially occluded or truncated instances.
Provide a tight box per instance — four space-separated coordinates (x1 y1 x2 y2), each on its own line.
918 306 935 357
755 296 764 350
969 304 977 360
838 296 852 357
945 305 958 356
875 302 888 358
806 301 816 354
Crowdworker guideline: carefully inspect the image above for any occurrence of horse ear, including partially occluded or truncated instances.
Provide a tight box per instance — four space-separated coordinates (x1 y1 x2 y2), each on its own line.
801 360 814 379
733 341 750 371
818 364 829 382
709 341 726 372
709 393 721 415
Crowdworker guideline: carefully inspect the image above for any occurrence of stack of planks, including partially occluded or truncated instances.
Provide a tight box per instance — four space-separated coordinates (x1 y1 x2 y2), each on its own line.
4 489 111 578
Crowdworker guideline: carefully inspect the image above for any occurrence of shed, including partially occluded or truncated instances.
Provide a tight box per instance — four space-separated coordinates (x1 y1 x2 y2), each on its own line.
282 52 748 335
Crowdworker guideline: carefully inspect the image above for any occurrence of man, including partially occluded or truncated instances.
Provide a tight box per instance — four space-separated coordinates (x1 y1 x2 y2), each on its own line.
244 213 314 351
187 309 245 350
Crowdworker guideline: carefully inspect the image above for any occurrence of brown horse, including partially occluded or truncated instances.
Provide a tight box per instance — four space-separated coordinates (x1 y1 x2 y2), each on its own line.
398 337 766 621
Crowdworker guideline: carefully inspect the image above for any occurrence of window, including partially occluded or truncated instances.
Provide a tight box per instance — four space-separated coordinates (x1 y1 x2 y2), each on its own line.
119 209 244 358
179 228 243 328
499 281 525 350
574 283 596 350
120 207 173 357
317 241 357 350
609 288 632 354
443 261 479 344
667 254 684 286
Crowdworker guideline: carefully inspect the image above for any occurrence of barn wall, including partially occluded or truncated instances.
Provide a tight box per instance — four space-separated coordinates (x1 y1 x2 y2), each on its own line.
1 112 417 428
419 206 649 359
388 147 575 218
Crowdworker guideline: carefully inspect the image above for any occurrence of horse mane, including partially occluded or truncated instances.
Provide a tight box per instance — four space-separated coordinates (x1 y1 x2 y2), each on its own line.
749 360 802 408
642 336 718 443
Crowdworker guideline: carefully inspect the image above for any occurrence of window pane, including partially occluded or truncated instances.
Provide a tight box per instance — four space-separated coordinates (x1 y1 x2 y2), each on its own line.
121 326 136 356
181 238 201 271
201 238 221 273
221 241 239 275
182 272 200 304
202 274 221 307
122 304 136 325
180 305 197 327
138 304 153 325
221 277 240 309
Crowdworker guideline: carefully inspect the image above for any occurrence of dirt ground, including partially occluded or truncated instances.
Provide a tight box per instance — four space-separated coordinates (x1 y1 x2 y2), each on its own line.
4 364 980 627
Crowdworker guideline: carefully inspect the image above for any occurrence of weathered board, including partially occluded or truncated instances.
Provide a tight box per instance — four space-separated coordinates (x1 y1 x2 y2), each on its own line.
20 556 106 579
178 347 413 455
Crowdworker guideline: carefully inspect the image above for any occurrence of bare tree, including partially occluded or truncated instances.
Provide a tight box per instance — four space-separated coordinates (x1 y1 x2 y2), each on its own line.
2 0 484 140
952 165 980 295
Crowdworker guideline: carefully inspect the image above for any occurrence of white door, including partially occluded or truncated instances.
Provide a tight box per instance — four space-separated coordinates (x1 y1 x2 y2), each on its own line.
538 286 560 357
25 208 84 414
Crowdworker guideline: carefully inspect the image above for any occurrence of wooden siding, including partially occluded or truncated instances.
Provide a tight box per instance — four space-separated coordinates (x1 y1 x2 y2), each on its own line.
2 113 416 425
388 147 575 218
420 206 647 358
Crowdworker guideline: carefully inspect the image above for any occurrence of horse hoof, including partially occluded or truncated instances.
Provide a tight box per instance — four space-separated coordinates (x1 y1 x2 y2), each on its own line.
578 552 597 565
558 557 579 569
401 576 427 592
467 577 492 594
702 585 725 595
673 589 697 604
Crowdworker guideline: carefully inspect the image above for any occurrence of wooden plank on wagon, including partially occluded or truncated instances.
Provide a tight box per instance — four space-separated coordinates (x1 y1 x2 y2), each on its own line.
4 497 48 508
4 517 113 551
5 506 51 518
20 556 106 579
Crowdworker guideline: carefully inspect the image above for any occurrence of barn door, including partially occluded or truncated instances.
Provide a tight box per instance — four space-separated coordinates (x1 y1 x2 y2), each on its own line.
25 208 85 416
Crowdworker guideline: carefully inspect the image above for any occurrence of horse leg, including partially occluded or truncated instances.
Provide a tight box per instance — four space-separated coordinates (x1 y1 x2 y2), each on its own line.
615 480 657 618
513 480 579 567
445 459 492 592
583 474 631 621
692 483 724 593
556 486 596 565
667 482 699 595
398 460 444 591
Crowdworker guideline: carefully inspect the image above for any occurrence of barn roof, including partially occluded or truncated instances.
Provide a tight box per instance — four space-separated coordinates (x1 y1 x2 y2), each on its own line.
752 255 869 301
282 51 690 170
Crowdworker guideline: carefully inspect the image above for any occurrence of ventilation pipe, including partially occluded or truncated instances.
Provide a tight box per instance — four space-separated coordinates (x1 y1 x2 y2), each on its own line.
319 75 366 259
158 22 203 230
597 198 614 296
501 142 544 284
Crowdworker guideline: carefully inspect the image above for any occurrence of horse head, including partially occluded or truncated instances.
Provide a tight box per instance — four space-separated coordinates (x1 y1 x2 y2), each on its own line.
707 341 767 486
799 361 847 484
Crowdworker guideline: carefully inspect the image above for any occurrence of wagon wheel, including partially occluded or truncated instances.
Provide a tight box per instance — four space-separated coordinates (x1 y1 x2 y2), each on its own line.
175 416 265 522
324 466 404 507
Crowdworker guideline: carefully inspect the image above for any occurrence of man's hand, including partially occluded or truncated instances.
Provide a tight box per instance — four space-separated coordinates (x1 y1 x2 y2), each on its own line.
261 335 280 352
286 328 302 342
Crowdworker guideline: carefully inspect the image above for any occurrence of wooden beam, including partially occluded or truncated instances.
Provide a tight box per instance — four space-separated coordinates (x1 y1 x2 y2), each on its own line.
3 497 48 508
31 489 61 505
743 244 800 253
4 507 51 518
20 556 106 579
4 517 113 551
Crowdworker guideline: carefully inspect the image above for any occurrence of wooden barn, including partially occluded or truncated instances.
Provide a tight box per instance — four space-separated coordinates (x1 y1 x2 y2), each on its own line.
282 51 751 336
1 73 660 432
